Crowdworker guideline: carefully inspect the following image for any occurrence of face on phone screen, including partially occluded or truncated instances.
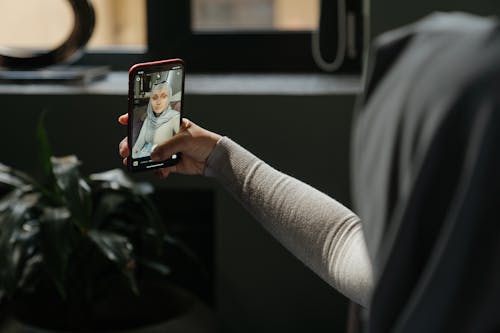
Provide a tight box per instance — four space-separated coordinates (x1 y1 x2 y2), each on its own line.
129 62 184 171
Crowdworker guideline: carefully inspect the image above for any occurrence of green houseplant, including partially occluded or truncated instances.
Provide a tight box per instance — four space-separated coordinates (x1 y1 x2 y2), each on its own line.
0 116 207 332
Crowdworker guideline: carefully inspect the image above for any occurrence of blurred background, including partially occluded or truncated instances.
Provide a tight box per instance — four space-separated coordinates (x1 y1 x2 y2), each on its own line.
0 0 319 52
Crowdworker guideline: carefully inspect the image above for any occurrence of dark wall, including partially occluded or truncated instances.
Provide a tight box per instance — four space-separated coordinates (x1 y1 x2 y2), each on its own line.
0 91 356 333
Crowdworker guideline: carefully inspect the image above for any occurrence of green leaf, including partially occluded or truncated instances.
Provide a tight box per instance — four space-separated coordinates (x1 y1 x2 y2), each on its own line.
39 206 74 299
36 110 55 188
0 191 41 301
89 191 129 230
132 194 167 237
51 156 92 229
87 230 138 294
0 163 35 189
17 254 44 292
87 230 133 266
89 169 153 195
136 257 171 275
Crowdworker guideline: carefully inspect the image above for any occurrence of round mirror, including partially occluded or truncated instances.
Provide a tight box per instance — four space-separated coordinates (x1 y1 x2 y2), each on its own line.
0 0 95 69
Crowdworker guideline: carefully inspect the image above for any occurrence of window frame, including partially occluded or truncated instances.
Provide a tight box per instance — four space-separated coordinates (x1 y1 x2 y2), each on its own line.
75 0 362 73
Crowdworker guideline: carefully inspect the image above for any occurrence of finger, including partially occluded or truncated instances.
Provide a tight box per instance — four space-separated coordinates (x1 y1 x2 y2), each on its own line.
122 157 128 167
180 117 192 129
118 114 129 125
151 132 190 162
119 137 130 157
154 166 175 179
154 168 168 178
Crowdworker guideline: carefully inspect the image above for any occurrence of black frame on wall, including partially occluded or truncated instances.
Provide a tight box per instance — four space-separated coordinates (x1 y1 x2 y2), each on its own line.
76 0 364 73
146 1 319 72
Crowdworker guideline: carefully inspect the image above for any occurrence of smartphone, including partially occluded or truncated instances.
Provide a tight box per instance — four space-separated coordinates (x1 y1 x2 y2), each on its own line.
127 59 185 172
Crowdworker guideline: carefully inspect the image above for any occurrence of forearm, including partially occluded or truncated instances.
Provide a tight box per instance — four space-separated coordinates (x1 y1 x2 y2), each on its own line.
205 137 373 306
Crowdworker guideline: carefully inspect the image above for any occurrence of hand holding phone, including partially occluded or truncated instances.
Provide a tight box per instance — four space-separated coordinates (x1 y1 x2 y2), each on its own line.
120 115 222 178
127 59 185 172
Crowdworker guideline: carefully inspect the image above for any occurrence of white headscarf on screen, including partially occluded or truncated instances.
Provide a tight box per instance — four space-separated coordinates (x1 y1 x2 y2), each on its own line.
133 81 178 156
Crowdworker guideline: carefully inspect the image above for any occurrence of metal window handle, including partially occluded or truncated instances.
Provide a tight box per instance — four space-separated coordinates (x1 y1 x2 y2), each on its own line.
312 0 347 72
0 0 95 69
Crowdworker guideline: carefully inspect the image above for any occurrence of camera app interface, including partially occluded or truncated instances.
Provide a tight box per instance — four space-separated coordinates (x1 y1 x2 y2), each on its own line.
131 66 183 166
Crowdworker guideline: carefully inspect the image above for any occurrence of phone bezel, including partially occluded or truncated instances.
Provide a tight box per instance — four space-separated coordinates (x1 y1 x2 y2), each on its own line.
127 58 185 172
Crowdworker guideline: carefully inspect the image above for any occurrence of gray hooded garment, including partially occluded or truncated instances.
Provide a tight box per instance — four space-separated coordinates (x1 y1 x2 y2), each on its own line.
351 13 500 333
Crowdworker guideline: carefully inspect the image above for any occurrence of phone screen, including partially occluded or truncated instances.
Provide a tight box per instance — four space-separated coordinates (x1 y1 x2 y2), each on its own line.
128 59 184 172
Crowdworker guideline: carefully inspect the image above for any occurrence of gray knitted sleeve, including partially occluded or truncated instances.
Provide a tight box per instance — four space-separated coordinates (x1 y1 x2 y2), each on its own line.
205 137 373 306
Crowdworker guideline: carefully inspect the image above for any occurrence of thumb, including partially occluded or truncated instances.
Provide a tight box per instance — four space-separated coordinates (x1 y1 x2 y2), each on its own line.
150 131 190 162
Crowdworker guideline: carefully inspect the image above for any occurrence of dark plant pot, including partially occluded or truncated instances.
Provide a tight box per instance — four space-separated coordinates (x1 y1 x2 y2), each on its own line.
2 282 214 333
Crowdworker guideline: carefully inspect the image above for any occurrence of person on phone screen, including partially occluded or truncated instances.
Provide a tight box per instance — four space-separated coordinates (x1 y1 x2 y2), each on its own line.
132 81 180 158
119 12 500 333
